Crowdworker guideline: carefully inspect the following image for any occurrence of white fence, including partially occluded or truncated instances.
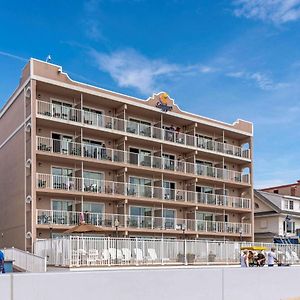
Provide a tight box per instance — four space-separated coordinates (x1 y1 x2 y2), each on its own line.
34 237 300 268
1 247 47 272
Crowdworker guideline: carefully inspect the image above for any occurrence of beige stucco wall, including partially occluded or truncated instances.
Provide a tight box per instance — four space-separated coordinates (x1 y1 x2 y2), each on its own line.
0 90 26 249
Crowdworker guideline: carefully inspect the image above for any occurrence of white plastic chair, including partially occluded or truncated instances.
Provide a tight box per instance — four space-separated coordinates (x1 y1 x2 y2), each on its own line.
122 248 132 263
291 251 299 262
101 249 110 265
109 248 124 263
147 248 158 263
87 249 100 265
134 248 144 264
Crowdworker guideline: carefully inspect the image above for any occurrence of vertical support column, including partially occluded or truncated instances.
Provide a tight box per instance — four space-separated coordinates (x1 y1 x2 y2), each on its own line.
80 93 83 124
250 136 254 241
29 79 37 252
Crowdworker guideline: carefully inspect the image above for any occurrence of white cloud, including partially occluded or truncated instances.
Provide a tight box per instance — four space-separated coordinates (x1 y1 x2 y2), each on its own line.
226 70 288 90
89 48 216 94
82 0 104 41
233 0 300 24
0 51 27 62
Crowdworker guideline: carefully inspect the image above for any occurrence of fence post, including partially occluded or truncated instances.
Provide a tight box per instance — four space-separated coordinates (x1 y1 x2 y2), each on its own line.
161 237 164 265
184 239 187 266
135 237 138 266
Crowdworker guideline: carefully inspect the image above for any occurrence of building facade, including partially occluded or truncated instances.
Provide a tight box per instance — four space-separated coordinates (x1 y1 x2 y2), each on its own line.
254 190 300 242
261 180 300 197
0 59 254 251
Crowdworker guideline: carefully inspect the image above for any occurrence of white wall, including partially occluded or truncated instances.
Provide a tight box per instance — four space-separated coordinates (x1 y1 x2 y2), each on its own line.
1 266 300 300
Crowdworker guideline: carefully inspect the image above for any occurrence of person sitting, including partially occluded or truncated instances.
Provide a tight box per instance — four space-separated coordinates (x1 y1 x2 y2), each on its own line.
248 250 255 267
256 252 266 267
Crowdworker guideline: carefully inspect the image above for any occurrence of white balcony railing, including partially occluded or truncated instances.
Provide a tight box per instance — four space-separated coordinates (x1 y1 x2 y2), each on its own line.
36 136 251 185
36 209 252 235
36 100 251 160
36 173 251 209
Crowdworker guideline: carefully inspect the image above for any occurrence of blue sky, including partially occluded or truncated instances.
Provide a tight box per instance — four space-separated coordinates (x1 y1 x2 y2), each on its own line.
1 0 300 188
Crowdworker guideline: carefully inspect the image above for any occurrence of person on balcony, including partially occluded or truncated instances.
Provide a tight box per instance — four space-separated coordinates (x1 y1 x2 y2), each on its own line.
0 250 5 273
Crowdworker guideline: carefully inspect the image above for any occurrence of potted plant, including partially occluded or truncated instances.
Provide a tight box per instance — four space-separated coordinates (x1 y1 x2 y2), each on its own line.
177 253 185 263
186 253 195 264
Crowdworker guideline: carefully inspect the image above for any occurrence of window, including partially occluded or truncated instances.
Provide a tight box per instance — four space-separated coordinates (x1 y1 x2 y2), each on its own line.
162 154 175 170
51 167 73 190
196 160 214 176
82 202 104 214
289 200 294 210
196 212 214 221
130 206 152 217
129 148 151 166
284 220 295 233
82 202 104 225
163 209 176 229
52 200 74 211
195 134 213 150
83 107 103 126
274 189 279 194
83 139 105 159
52 133 73 154
163 181 176 200
284 200 289 210
52 100 72 120
128 118 151 136
129 177 152 197
52 167 73 177
83 171 104 192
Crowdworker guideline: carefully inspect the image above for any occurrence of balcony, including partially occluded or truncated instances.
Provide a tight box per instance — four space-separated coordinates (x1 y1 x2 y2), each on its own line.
36 209 252 235
36 173 251 210
36 136 251 185
36 100 251 160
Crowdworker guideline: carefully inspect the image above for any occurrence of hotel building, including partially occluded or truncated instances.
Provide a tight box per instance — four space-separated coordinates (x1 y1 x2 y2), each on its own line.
0 59 254 251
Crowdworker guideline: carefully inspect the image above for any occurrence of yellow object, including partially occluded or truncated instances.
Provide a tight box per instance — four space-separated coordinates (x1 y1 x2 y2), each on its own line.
160 93 169 105
240 246 268 251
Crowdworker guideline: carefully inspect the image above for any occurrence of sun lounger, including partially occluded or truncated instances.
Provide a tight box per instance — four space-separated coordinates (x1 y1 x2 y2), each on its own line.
291 251 299 262
109 248 124 263
134 248 144 264
122 248 132 263
101 249 110 265
148 248 158 263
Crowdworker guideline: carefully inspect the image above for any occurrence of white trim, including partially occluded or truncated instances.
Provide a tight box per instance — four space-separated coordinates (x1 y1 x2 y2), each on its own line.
31 72 253 137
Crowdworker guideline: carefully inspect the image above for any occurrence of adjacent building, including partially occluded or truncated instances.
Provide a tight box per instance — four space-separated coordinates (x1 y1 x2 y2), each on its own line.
254 189 300 242
0 59 254 251
261 180 300 197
